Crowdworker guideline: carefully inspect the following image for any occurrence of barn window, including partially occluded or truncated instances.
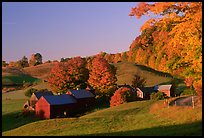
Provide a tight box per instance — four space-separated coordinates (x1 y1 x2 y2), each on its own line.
64 111 67 116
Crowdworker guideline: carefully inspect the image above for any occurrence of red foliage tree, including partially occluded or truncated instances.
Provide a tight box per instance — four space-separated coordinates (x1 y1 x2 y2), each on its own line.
184 77 193 88
110 87 136 107
193 79 202 102
88 55 117 97
47 56 89 93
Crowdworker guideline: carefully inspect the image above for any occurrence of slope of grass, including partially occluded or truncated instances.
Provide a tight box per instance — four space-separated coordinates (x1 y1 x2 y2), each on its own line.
114 62 173 86
2 99 202 136
22 62 55 79
2 74 41 86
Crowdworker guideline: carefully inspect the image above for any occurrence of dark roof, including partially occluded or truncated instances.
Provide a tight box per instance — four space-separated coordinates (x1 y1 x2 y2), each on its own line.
42 94 77 105
68 89 95 99
34 91 54 99
138 87 155 93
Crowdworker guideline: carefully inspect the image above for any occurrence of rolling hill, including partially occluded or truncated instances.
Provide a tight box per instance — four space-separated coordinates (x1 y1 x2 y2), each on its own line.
2 99 202 136
2 67 41 87
113 62 173 86
2 61 173 88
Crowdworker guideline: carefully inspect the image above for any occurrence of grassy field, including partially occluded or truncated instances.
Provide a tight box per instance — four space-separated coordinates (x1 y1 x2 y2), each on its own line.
2 97 202 136
2 74 41 86
114 62 173 86
2 84 202 136
22 62 55 79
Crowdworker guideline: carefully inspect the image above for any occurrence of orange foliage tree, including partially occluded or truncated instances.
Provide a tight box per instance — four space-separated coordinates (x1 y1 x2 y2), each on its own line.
47 56 89 93
110 87 136 107
88 55 117 97
129 2 202 81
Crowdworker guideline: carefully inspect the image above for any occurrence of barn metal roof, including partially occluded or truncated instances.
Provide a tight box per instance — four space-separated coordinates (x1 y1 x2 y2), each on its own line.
138 87 155 93
68 89 95 99
34 91 54 99
43 94 77 105
157 85 172 91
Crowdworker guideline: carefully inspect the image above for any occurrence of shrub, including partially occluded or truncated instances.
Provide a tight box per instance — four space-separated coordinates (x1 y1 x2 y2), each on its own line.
110 87 136 107
193 79 202 102
25 88 38 97
38 89 49 92
150 92 165 100
23 82 32 88
181 88 196 96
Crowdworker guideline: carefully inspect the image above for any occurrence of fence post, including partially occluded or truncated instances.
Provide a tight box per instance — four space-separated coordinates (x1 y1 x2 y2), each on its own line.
192 96 195 109
168 100 169 108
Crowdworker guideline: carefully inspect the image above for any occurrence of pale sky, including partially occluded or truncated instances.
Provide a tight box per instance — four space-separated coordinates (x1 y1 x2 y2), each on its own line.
2 2 150 62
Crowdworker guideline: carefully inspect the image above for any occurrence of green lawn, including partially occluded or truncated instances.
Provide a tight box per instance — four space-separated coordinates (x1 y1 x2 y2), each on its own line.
2 74 41 86
114 62 173 86
2 99 202 136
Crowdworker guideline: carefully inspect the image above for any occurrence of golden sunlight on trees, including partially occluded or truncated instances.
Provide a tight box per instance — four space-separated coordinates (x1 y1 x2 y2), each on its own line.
48 57 89 93
129 2 202 82
88 55 117 97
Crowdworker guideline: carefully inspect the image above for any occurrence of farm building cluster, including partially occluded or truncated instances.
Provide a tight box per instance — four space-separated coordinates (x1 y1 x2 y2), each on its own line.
24 89 95 119
23 84 174 119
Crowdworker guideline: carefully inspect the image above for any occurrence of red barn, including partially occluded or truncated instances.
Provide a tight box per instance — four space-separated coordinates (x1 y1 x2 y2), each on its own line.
35 94 77 119
30 91 53 108
66 89 95 111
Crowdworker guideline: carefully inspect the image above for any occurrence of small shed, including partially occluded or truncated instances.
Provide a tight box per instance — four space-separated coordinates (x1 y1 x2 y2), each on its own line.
35 94 77 119
136 87 155 99
23 100 30 109
30 91 53 108
66 89 95 111
154 84 174 97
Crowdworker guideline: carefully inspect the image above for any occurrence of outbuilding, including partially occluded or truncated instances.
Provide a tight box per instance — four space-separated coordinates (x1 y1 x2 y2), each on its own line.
35 94 77 119
30 91 53 108
66 89 95 111
154 84 174 97
136 87 155 99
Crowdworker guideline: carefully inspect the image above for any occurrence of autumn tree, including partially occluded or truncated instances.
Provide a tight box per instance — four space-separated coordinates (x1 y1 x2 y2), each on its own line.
113 53 122 63
16 56 29 68
47 56 89 93
88 55 117 98
2 61 8 67
131 74 146 89
129 2 202 81
193 79 202 103
121 52 128 62
184 77 194 89
29 53 43 66
110 87 136 107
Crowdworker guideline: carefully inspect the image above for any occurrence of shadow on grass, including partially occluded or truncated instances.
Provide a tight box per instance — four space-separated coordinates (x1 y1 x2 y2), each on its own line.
84 121 202 136
2 111 42 132
134 64 173 78
3 74 40 86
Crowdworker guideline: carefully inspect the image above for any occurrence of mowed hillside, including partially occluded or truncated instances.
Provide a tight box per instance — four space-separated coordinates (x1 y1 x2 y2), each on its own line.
114 62 173 87
2 99 202 136
22 62 56 80
3 62 173 87
2 67 40 87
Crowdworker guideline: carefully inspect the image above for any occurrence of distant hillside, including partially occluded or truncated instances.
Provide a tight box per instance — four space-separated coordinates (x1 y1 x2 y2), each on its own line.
22 62 55 80
2 67 40 87
113 62 173 87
